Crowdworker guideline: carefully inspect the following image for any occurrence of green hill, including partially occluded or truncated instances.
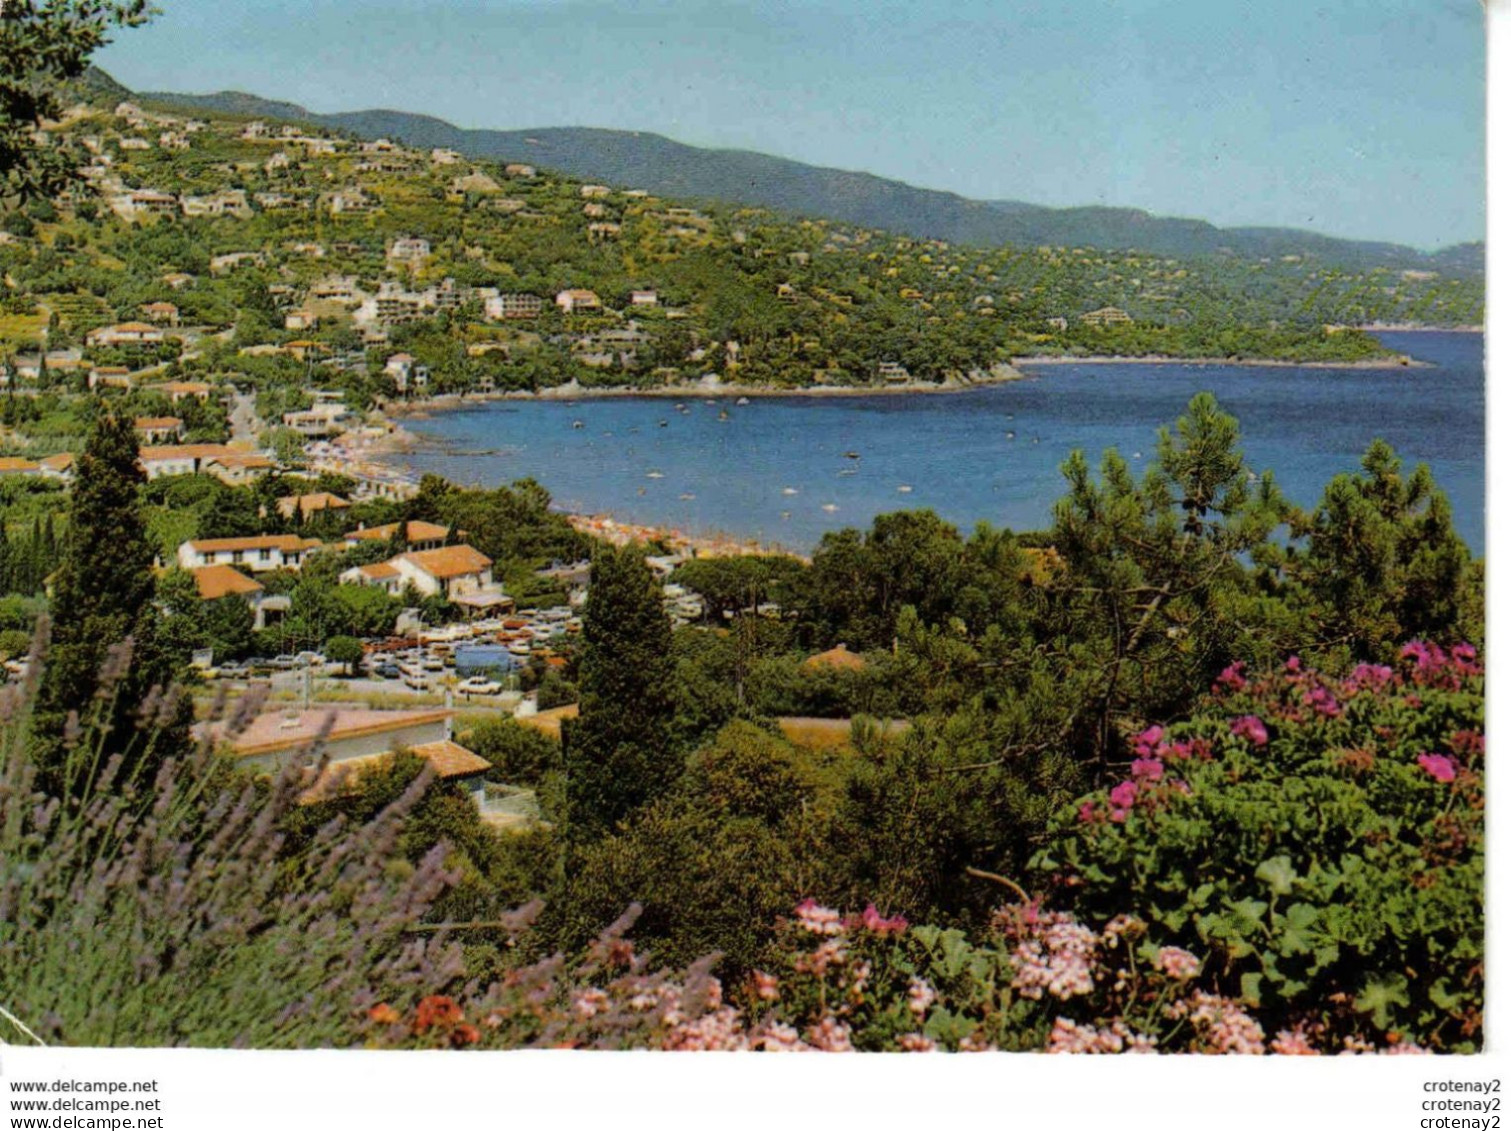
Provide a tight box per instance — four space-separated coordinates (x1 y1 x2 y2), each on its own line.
131 77 1481 275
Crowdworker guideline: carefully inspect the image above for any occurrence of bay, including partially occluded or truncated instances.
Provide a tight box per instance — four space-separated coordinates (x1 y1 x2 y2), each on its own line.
392 330 1484 555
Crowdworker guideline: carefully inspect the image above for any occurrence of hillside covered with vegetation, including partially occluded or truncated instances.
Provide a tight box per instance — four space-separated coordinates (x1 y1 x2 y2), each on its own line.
0 84 1485 406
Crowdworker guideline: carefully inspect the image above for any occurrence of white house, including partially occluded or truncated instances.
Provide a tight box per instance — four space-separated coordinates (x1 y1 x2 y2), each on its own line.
85 322 164 348
200 707 491 807
555 289 602 314
177 534 323 573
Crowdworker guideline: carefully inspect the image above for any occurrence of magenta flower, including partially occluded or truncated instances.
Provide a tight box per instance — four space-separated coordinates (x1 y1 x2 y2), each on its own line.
1130 756 1164 781
1400 640 1447 675
1230 716 1268 746
1132 725 1164 757
858 903 909 935
1214 661 1247 693
1284 655 1303 674
1109 780 1138 809
1077 801 1098 824
1305 686 1342 719
1417 753 1457 784
1346 663 1394 693
1451 643 1481 675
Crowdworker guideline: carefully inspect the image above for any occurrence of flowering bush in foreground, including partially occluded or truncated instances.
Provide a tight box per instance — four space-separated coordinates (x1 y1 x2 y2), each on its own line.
363 896 1429 1053
1034 644 1483 1052
1 637 1477 1053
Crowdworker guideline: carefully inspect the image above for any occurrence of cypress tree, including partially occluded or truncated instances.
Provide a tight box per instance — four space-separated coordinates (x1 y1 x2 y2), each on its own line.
562 542 677 840
34 413 186 796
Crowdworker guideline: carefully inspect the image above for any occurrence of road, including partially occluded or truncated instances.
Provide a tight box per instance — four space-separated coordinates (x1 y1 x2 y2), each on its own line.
229 389 261 445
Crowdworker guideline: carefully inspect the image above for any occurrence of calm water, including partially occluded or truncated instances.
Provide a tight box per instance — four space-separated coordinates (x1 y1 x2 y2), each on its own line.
396 331 1485 555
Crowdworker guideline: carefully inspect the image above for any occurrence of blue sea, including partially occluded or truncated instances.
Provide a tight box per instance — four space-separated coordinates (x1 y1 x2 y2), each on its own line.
393 331 1485 556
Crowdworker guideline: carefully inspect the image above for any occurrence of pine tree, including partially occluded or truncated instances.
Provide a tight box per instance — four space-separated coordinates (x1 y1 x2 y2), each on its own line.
562 542 677 839
34 413 186 796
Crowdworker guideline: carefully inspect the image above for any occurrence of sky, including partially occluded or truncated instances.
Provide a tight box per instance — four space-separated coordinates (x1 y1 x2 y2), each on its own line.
94 0 1487 250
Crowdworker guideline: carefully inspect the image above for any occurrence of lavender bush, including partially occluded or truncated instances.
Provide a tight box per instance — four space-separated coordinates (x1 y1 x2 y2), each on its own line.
0 627 471 1047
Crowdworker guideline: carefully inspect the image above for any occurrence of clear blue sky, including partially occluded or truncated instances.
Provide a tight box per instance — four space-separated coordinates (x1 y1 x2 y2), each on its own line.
95 0 1486 250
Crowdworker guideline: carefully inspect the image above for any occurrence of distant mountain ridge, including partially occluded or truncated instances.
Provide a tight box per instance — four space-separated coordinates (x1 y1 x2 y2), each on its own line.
118 72 1481 274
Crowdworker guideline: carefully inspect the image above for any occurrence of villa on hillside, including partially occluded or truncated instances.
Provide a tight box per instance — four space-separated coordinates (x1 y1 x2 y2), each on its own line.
189 564 290 631
85 322 163 348
1080 306 1133 326
276 492 351 521
197 707 495 810
344 520 453 552
133 416 183 443
176 534 323 573
555 289 602 314
341 544 506 608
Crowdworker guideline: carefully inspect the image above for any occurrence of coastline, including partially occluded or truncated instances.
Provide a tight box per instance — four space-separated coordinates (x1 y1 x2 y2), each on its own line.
381 346 1448 422
383 362 1027 416
1012 354 1431 370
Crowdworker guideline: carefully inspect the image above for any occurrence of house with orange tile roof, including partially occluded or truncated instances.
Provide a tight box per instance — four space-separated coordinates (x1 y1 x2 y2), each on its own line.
338 559 403 594
555 288 603 314
85 321 164 348
343 520 456 552
38 453 74 481
341 542 499 602
201 452 276 486
276 492 351 521
158 380 214 402
191 563 265 601
803 643 868 672
196 706 491 806
177 534 323 573
390 545 496 599
88 365 134 390
0 457 41 477
190 564 290 630
139 301 180 326
134 415 183 443
139 443 254 479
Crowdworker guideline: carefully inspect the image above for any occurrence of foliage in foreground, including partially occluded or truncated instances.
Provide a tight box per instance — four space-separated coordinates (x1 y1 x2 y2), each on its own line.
0 630 1479 1052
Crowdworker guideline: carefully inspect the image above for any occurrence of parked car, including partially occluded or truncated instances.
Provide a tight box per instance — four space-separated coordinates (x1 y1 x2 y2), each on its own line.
375 663 401 679
269 656 301 671
457 677 503 697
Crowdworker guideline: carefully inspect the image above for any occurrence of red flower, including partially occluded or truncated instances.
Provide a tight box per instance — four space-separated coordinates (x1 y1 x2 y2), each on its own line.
414 995 464 1033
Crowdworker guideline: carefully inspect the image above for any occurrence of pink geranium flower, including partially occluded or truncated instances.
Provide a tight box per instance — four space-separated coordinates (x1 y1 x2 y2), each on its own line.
1230 715 1268 746
1417 753 1457 784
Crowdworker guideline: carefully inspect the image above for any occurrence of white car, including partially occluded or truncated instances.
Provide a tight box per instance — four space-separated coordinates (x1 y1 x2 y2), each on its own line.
457 677 503 696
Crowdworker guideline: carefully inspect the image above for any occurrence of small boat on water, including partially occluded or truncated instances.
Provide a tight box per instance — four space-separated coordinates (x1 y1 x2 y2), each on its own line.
572 420 584 429
718 410 730 421
1006 431 1016 440
821 503 839 513
675 403 686 411
838 469 858 477
843 451 861 460
646 471 666 479
897 485 913 493
781 487 799 496
736 397 750 406
679 493 695 500
658 420 669 427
